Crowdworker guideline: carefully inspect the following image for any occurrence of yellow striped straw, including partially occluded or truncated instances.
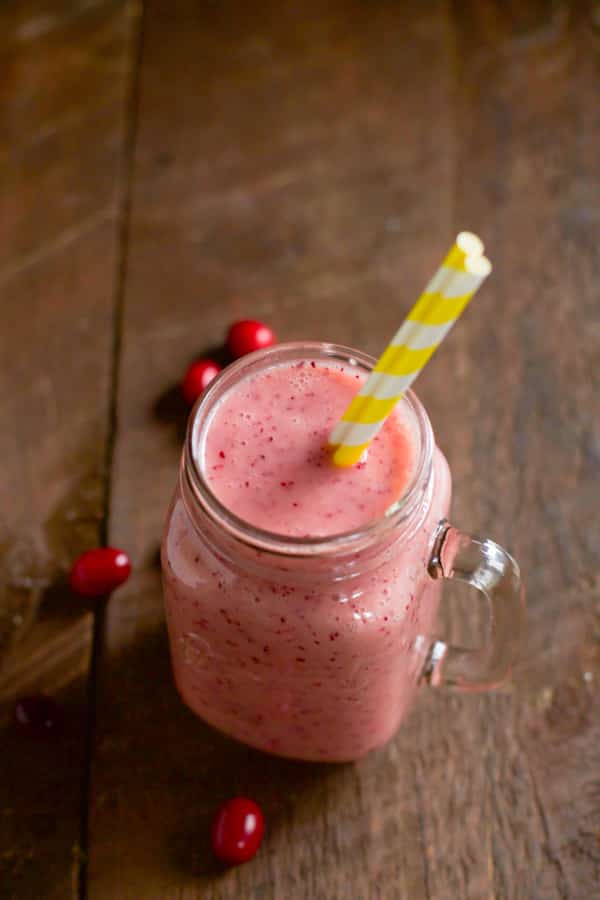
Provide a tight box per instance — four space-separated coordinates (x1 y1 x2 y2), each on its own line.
328 232 492 467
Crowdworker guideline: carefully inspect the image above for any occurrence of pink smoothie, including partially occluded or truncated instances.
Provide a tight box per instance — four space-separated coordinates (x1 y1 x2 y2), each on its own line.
162 355 451 761
203 361 414 536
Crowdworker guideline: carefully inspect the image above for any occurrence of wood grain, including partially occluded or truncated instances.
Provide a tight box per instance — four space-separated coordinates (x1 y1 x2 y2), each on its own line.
2 0 599 897
0 1 140 897
88 2 458 897
86 0 600 898
411 2 600 896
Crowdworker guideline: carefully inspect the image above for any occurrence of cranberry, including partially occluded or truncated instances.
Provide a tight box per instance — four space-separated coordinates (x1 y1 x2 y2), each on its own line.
14 695 62 738
69 547 131 598
211 797 265 864
181 359 221 405
226 320 276 358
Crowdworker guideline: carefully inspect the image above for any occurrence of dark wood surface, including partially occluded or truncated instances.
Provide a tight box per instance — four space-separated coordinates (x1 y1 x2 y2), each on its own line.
2 1 599 898
1 1 139 897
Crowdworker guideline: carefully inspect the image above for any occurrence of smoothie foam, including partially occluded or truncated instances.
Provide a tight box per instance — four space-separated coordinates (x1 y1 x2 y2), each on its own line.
200 361 415 537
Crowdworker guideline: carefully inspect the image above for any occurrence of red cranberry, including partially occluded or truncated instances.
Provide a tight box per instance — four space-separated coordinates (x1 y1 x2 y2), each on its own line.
181 359 221 405
69 547 131 598
226 320 276 358
14 695 62 738
211 797 265 864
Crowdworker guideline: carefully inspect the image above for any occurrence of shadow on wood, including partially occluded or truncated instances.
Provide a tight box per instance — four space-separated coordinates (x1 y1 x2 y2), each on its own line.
91 622 345 887
0 673 89 896
152 344 233 447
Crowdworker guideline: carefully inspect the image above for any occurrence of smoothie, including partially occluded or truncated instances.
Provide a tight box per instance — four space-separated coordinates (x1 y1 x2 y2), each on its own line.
162 350 451 761
203 361 414 536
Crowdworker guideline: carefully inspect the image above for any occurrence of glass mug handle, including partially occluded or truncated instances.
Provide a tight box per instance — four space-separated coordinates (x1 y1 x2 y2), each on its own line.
422 520 525 689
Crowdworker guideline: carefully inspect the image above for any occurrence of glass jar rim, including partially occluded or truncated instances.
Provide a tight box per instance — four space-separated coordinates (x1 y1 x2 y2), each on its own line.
183 341 434 558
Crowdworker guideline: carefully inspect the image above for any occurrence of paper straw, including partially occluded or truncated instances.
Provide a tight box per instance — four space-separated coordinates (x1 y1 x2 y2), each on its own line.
328 234 492 467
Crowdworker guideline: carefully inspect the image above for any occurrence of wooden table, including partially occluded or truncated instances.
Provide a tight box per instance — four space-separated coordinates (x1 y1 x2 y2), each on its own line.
2 1 599 897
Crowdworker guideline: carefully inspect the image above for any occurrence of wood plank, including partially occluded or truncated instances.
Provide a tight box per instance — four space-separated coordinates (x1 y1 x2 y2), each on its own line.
0 1 140 897
413 2 600 897
88 2 456 897
88 1 600 898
